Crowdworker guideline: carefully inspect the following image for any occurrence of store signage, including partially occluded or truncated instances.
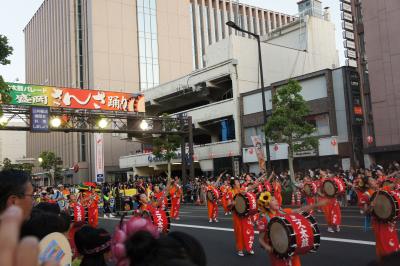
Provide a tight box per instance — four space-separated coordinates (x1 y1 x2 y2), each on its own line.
342 21 354 31
341 12 353 22
343 30 354 40
344 40 356 49
6 83 145 113
340 0 357 68
340 3 352 12
345 50 357 59
346 59 358 68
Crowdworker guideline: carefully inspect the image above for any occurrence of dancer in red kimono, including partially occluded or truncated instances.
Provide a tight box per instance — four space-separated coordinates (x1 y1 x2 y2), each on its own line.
152 185 168 210
206 182 219 223
206 172 225 222
229 178 256 257
272 177 283 208
317 170 342 233
169 177 182 220
302 176 317 215
220 179 232 215
79 183 100 228
258 194 327 266
360 177 400 259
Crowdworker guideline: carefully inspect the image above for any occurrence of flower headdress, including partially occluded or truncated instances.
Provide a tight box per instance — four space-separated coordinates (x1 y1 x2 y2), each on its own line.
111 216 160 266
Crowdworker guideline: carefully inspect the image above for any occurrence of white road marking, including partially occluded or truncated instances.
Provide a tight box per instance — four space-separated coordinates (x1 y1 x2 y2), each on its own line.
171 223 376 246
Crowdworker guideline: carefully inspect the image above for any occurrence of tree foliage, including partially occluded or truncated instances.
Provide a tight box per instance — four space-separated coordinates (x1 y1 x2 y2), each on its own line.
152 114 182 179
0 35 13 117
1 158 34 175
264 80 318 185
0 35 13 65
39 151 63 184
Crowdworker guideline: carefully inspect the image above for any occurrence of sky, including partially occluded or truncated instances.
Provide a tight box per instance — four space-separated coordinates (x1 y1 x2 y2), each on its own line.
0 0 344 83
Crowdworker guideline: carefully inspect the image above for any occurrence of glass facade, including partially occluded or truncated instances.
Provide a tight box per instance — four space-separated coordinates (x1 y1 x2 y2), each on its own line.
137 0 159 91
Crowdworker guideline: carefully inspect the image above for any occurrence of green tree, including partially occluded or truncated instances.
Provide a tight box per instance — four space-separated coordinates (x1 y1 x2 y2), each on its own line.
264 80 318 187
0 35 13 115
2 157 12 170
0 158 33 175
39 151 63 185
152 114 182 180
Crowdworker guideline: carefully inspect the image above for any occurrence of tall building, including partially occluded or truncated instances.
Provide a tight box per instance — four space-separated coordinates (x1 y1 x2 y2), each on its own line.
24 0 295 183
120 8 340 177
350 0 400 165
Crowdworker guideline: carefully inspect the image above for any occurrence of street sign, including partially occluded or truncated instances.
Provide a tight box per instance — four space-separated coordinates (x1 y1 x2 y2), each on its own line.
30 106 49 132
340 0 351 4
96 174 104 183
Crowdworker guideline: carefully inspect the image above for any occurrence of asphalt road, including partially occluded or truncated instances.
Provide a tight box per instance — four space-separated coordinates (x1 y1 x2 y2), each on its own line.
98 205 391 266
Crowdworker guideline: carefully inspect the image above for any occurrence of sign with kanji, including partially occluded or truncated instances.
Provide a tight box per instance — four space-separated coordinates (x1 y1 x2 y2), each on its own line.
7 83 145 113
30 106 49 132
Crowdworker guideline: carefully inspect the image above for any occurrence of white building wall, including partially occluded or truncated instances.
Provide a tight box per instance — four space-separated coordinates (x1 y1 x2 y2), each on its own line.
0 122 27 163
205 16 339 94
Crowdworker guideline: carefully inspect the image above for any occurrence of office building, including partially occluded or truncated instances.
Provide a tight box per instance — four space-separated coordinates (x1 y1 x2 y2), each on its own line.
24 0 295 183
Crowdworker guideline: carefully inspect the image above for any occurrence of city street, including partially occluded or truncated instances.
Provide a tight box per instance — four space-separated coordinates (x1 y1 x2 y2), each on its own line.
99 205 381 266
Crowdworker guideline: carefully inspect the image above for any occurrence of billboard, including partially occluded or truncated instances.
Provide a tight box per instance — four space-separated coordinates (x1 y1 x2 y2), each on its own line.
6 83 145 113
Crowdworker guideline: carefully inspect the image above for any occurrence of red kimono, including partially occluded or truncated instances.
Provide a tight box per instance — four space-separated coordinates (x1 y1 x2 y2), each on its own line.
360 189 400 258
273 182 283 207
206 185 219 220
232 187 255 252
81 191 99 228
154 191 168 210
220 185 232 214
322 197 341 227
169 185 182 219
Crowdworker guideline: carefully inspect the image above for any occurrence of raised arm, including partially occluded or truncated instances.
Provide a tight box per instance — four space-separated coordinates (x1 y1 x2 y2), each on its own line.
216 170 227 184
292 199 329 214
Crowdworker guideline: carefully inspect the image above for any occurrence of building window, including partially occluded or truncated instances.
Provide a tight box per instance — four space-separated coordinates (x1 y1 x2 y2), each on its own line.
137 0 159 91
307 114 330 136
189 3 197 70
244 126 265 146
79 133 86 162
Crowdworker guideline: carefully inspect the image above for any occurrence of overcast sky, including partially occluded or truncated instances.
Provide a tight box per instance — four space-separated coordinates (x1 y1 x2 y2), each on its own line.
0 0 344 83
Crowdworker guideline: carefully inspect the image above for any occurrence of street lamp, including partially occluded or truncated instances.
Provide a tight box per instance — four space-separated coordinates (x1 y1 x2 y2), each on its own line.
140 120 149 131
226 21 272 173
97 118 108 129
0 116 8 126
38 157 43 163
50 117 62 128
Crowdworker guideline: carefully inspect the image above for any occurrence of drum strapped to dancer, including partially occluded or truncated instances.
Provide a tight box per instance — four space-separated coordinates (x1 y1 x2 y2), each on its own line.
370 189 400 222
303 182 317 197
234 192 258 217
267 212 320 258
322 177 346 198
206 187 220 202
